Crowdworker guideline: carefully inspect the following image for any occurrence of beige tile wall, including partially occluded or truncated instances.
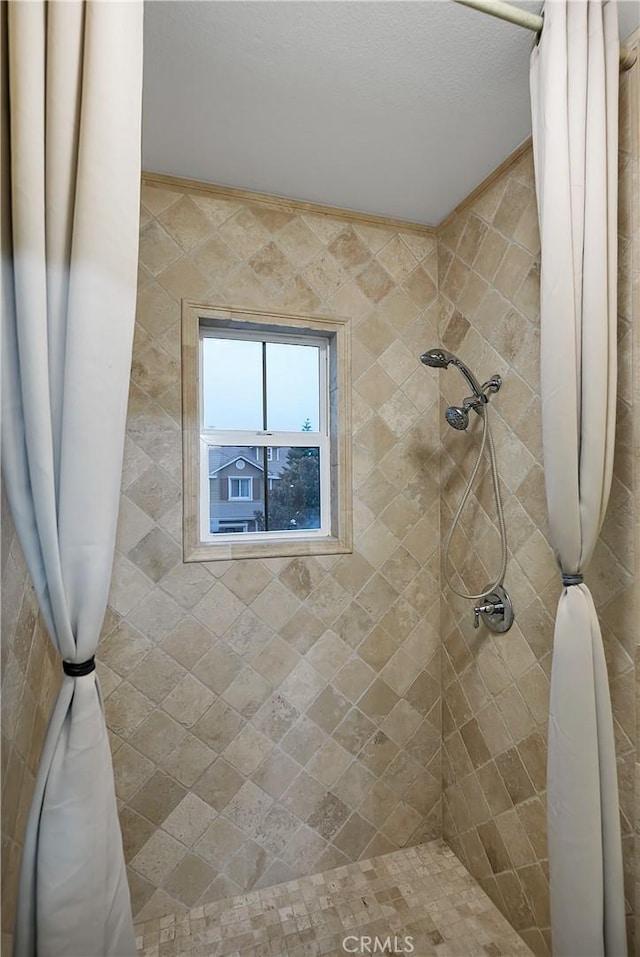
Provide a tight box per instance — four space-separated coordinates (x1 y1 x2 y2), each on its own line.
1 41 640 954
4 53 635 949
105 186 443 922
626 36 640 957
437 53 639 957
1 487 60 957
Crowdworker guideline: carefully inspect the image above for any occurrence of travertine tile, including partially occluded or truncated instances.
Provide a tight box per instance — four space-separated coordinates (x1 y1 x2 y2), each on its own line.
282 770 326 821
138 220 182 276
159 562 215 610
161 617 214 670
306 684 351 733
281 715 325 766
191 582 246 638
193 758 244 813
162 853 217 906
222 726 274 776
194 817 244 870
250 636 299 685
105 682 154 738
251 747 300 799
132 829 187 886
307 738 352 787
109 553 155 617
129 711 188 764
113 743 156 802
43 82 628 957
162 674 216 728
224 781 274 833
307 792 350 840
438 95 639 953
162 735 217 789
101 620 154 677
129 770 186 826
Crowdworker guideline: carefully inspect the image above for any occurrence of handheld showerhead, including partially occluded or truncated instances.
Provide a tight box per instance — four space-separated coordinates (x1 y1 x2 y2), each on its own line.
445 395 485 431
420 346 484 398
420 348 455 369
445 406 470 431
419 346 502 431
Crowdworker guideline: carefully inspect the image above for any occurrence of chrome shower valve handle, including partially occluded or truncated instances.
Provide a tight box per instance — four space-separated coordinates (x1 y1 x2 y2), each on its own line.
473 585 514 633
473 600 502 628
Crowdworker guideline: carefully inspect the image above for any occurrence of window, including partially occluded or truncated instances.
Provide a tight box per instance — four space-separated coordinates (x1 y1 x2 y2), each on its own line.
182 302 352 561
228 476 252 500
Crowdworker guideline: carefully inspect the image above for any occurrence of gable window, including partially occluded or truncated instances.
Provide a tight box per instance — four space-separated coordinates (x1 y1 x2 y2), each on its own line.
182 303 352 561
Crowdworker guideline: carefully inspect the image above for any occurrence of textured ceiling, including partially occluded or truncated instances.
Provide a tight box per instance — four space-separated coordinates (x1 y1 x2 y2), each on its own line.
142 1 639 226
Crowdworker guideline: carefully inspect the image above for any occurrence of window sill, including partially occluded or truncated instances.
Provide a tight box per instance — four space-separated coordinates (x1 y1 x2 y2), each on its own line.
184 534 352 563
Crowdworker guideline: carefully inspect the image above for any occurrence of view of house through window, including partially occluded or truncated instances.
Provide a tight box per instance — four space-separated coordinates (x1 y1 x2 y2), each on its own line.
200 330 329 541
208 445 321 534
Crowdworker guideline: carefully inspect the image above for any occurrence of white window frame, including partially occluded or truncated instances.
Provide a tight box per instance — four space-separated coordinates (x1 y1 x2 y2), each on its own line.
183 302 352 562
199 325 330 545
227 476 253 501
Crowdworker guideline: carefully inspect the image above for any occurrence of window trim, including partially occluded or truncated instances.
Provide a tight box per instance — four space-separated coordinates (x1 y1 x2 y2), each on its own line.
182 301 352 562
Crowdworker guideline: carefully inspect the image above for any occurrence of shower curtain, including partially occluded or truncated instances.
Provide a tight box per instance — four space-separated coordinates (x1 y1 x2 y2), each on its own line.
530 2 626 955
2 2 143 954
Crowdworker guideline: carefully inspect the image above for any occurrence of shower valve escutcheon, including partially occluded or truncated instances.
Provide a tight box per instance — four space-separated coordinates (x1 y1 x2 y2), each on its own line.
473 585 514 633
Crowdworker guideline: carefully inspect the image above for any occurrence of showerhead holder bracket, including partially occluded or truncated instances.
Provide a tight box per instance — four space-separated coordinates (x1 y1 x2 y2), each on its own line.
481 375 502 396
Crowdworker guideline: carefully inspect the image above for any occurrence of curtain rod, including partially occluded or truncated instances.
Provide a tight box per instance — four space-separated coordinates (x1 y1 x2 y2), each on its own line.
453 0 637 69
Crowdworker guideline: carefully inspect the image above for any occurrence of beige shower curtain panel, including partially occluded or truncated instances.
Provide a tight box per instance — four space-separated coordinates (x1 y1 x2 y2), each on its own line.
2 2 143 954
530 1 625 955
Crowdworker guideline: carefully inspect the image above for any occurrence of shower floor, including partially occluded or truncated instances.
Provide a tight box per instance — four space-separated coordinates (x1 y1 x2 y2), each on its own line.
134 840 533 957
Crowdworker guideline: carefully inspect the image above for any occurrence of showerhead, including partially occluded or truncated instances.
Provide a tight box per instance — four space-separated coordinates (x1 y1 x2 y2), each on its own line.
420 346 483 396
419 346 502 431
420 348 455 369
445 405 470 431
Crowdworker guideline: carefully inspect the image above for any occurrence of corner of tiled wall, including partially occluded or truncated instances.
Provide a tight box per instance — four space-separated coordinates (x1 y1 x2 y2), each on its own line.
435 42 639 955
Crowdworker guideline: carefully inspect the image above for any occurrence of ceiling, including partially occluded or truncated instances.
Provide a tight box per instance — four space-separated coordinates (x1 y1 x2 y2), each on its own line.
142 1 639 227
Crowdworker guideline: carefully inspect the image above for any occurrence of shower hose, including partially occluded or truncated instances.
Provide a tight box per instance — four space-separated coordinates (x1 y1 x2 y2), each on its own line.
444 405 508 601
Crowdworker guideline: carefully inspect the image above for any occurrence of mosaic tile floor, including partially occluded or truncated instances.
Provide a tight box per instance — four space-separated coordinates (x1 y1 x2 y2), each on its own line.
135 840 533 957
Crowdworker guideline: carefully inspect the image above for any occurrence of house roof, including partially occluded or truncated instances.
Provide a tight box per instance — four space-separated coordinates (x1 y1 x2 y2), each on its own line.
208 446 290 479
209 454 264 477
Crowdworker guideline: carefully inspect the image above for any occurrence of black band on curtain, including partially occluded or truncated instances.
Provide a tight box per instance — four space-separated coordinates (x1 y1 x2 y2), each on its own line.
62 657 96 677
562 573 584 586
